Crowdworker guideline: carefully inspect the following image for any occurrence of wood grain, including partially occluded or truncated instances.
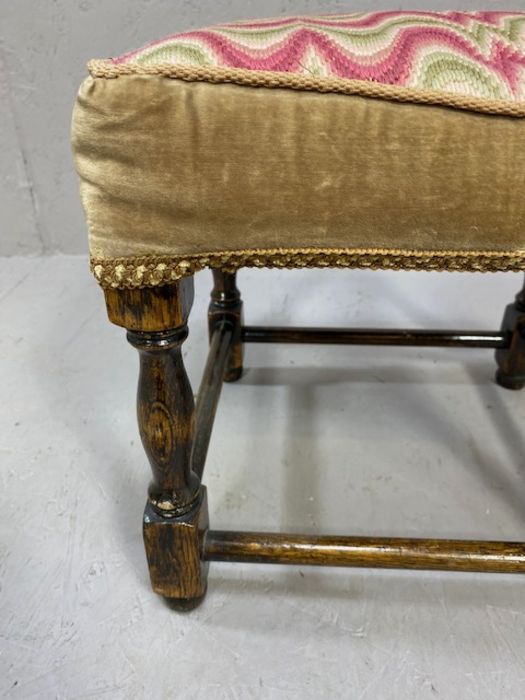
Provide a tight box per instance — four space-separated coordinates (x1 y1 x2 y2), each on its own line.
144 488 209 605
104 278 194 332
208 270 244 382
205 531 525 573
127 327 200 515
105 279 208 606
242 326 507 348
193 322 233 480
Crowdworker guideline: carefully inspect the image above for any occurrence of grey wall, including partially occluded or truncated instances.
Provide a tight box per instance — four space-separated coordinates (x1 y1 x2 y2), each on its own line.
1 0 522 255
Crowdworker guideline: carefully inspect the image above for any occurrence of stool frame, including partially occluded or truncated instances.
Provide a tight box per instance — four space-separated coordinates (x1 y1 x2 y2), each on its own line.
103 271 525 609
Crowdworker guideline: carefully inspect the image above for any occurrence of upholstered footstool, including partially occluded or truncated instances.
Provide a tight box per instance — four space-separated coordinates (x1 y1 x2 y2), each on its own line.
72 11 525 608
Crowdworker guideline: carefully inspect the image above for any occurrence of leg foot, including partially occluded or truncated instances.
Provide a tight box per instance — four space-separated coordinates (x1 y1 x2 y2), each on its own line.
164 592 207 612
143 489 209 604
495 369 525 391
495 277 525 391
224 365 243 383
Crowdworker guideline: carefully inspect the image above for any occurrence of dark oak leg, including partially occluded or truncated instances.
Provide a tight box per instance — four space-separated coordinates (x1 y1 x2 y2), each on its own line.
104 279 209 609
496 275 525 390
208 270 244 382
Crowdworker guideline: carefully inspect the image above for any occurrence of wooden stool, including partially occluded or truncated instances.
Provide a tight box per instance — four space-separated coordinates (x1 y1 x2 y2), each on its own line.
72 11 525 609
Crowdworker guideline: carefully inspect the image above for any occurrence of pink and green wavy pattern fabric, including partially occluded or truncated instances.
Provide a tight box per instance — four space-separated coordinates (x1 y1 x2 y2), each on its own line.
111 11 525 102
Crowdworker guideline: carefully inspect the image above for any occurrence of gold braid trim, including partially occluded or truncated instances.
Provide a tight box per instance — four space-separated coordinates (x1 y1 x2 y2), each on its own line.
91 248 525 289
87 60 525 118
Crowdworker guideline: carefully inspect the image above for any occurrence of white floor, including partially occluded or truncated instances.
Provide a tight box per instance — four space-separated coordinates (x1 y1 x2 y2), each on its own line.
1 256 525 699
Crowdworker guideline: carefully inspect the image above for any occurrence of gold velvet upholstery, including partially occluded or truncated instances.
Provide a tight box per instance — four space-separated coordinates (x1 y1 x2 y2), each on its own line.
72 45 525 289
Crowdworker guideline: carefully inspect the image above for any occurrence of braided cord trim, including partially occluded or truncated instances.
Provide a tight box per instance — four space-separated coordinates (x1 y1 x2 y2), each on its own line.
87 60 525 118
91 248 525 289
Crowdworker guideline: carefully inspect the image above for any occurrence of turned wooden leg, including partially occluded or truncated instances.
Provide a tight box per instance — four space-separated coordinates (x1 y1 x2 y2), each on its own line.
208 270 244 382
104 278 209 609
496 275 525 390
